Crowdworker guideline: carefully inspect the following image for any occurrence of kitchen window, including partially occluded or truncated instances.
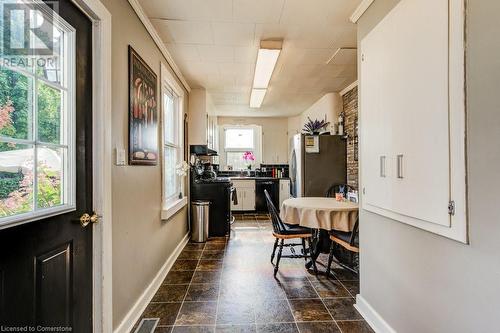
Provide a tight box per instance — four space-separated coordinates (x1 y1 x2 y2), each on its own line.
161 63 186 220
0 12 75 226
221 125 262 170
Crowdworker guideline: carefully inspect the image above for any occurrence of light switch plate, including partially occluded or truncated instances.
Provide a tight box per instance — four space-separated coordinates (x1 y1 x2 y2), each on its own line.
116 148 126 166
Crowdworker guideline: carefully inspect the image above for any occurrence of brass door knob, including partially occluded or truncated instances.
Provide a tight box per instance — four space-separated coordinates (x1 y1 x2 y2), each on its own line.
80 213 99 227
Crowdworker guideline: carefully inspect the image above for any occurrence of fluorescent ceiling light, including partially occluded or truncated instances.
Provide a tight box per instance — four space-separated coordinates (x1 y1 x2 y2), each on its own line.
249 40 282 108
253 48 281 89
250 88 267 108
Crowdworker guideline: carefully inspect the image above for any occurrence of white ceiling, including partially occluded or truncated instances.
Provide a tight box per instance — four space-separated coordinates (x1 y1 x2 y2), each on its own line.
139 0 361 117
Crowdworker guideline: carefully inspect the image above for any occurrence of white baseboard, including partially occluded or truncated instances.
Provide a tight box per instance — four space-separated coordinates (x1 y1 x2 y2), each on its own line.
114 232 190 333
355 294 397 333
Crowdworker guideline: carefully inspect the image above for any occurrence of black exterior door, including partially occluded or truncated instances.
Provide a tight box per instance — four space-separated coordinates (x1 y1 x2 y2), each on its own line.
0 1 93 331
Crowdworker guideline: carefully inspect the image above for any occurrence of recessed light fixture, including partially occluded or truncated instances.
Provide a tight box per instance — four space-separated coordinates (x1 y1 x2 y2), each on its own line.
249 40 282 108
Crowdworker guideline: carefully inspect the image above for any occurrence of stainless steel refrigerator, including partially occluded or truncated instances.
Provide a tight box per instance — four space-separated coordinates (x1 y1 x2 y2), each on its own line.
290 134 347 197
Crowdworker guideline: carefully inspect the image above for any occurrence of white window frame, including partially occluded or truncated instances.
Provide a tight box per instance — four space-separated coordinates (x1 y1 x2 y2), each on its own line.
0 5 76 229
219 124 262 171
160 63 186 220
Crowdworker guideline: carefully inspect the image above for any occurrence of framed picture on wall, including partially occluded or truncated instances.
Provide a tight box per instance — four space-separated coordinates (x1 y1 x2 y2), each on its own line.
128 45 158 165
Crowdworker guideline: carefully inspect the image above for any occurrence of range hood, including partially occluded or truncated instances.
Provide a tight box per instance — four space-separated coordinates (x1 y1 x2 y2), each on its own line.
190 145 218 156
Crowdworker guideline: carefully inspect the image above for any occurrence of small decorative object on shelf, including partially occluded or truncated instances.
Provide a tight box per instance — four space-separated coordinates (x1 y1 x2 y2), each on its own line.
338 112 345 136
302 116 330 135
242 151 255 170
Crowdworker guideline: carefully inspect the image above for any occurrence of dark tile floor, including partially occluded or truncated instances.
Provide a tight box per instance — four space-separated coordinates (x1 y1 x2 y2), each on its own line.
133 215 373 333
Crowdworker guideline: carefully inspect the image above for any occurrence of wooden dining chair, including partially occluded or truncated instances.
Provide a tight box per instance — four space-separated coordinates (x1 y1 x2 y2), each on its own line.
326 218 359 276
325 184 356 198
264 190 318 277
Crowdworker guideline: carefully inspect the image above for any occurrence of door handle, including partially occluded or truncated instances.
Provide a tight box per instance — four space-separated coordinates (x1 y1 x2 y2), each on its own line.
397 154 404 179
80 212 100 227
380 156 386 178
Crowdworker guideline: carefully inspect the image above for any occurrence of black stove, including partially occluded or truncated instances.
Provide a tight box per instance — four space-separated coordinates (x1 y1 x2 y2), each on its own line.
190 172 234 237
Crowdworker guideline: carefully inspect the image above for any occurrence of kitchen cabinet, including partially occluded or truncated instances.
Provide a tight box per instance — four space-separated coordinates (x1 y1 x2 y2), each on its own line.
207 115 218 150
360 0 467 242
231 180 255 211
279 179 291 209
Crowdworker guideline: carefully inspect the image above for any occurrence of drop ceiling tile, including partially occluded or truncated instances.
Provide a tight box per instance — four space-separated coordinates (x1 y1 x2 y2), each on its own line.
281 48 334 65
141 0 233 20
279 0 329 25
324 0 363 24
197 45 234 63
212 22 256 46
151 19 175 43
339 64 357 77
234 46 258 64
181 62 220 79
218 63 254 77
142 0 360 117
166 44 201 62
328 48 357 65
164 20 213 44
233 0 285 24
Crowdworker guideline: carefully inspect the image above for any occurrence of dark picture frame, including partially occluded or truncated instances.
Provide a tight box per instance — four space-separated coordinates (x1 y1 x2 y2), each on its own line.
128 45 158 165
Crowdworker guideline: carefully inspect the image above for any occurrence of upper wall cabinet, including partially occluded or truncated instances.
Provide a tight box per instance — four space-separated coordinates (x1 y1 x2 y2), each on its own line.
360 0 467 242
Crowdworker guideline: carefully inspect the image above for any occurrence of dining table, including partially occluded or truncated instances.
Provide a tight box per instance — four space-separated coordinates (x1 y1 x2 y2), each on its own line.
280 197 359 270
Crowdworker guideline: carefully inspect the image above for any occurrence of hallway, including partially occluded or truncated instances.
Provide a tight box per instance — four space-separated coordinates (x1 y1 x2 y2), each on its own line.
134 217 372 332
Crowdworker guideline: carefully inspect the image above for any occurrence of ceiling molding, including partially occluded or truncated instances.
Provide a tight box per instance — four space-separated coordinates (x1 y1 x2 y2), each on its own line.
350 0 375 23
340 80 358 96
127 0 191 92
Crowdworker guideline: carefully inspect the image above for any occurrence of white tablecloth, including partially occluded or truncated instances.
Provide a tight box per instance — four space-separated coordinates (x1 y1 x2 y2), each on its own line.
280 197 359 232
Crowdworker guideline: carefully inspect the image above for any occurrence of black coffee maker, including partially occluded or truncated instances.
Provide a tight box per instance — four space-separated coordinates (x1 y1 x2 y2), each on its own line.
190 145 219 182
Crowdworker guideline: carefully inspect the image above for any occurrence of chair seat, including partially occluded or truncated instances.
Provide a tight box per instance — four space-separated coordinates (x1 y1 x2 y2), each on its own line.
275 223 312 236
331 230 359 248
283 223 312 234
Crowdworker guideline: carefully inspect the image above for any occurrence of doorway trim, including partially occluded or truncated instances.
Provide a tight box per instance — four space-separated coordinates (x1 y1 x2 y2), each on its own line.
69 0 113 332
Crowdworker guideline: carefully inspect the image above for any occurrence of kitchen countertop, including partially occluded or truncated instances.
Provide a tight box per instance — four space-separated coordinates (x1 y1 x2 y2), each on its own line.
229 177 290 181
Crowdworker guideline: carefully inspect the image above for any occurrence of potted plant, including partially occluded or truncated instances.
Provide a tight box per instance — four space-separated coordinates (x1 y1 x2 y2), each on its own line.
302 117 330 135
242 151 255 174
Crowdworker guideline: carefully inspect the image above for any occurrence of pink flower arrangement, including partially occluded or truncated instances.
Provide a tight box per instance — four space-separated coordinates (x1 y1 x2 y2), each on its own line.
242 151 255 162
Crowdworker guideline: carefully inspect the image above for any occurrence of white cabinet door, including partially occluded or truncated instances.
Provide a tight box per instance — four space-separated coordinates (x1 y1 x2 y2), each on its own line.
244 188 256 211
360 0 467 242
279 179 291 209
231 180 255 211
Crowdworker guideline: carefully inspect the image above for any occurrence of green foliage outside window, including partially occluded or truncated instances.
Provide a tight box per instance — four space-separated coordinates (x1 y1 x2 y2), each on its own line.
0 68 63 217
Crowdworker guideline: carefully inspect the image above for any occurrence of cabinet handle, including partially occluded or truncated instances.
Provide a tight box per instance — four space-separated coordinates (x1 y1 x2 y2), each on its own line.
380 156 386 178
397 154 404 179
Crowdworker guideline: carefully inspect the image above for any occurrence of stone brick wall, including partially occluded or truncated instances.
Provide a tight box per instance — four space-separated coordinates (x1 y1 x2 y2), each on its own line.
342 86 359 189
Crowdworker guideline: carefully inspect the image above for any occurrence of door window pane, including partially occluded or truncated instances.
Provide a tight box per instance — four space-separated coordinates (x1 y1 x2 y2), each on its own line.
37 82 62 144
225 128 254 149
35 27 63 85
37 147 63 208
0 6 75 225
0 144 34 217
0 68 32 140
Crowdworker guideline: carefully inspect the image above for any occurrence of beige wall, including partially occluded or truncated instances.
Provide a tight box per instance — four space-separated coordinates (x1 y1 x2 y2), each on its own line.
188 89 207 145
287 92 343 154
100 0 189 328
218 117 289 164
288 92 342 136
358 0 500 332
